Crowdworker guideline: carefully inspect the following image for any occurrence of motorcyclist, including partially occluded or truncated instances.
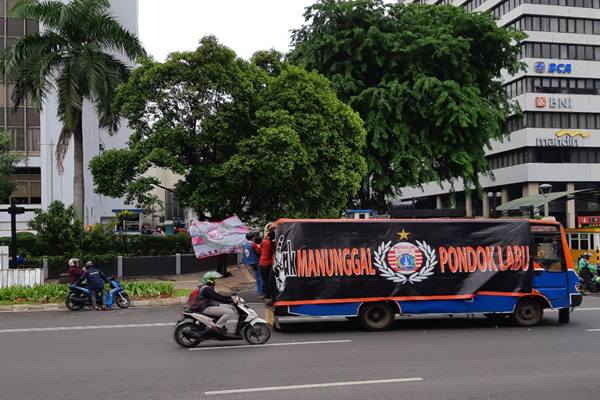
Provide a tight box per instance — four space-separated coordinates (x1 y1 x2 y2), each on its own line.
75 261 109 310
68 258 83 284
191 271 238 334
577 253 597 291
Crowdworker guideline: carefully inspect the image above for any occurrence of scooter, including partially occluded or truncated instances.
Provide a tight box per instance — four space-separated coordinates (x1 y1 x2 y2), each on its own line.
173 296 271 348
66 276 130 311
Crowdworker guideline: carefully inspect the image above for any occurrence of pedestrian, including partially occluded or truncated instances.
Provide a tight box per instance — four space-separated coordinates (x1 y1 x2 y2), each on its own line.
242 232 262 295
68 258 83 284
258 227 275 299
75 261 109 310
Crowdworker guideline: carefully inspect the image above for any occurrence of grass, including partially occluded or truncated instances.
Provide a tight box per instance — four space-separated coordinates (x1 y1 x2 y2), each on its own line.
175 288 192 297
0 281 178 305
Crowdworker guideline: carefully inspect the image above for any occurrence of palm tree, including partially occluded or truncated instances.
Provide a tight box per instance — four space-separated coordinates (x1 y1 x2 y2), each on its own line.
2 0 145 222
141 194 165 228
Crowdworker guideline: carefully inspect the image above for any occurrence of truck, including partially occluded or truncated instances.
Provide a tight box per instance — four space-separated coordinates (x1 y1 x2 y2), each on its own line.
266 218 582 331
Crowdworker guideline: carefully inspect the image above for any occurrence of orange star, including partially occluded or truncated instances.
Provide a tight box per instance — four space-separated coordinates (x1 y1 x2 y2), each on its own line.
398 229 410 240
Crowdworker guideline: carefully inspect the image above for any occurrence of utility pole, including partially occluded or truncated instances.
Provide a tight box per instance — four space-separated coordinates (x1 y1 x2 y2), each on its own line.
0 200 36 266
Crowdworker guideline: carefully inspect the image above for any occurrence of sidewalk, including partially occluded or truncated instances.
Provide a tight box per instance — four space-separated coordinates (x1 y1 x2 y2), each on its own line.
132 264 257 293
0 265 258 313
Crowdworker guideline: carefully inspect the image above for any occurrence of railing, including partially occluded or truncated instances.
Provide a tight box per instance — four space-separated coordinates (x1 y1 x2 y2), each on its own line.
0 268 44 288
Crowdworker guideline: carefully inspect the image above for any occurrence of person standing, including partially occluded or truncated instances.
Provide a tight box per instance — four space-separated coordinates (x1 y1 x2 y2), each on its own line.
258 228 275 299
242 232 262 295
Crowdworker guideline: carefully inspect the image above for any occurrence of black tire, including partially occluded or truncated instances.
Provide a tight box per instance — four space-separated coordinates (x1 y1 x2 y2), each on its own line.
242 323 271 345
511 299 544 327
358 302 395 331
173 321 202 348
588 281 600 293
65 295 84 311
558 308 570 324
115 293 130 309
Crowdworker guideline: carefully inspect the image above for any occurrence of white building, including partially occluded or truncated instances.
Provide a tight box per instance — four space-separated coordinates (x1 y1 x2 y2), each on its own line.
398 0 600 228
0 0 139 236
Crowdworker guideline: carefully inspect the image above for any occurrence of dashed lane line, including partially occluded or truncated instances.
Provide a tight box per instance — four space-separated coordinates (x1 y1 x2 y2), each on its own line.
204 377 423 395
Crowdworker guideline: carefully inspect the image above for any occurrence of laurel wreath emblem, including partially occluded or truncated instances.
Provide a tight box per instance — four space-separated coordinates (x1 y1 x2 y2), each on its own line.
373 240 437 284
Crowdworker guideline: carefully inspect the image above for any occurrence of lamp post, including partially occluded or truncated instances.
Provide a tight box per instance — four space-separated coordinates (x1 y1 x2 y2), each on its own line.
539 183 553 218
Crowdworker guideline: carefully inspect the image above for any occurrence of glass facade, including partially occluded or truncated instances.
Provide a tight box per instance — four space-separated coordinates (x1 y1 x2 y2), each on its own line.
1 0 41 205
1 0 40 156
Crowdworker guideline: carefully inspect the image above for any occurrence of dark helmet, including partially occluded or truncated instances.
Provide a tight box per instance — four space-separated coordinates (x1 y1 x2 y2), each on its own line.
85 261 95 268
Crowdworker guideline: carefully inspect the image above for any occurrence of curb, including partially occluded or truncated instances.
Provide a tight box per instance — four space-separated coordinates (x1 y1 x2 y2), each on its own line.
0 296 188 313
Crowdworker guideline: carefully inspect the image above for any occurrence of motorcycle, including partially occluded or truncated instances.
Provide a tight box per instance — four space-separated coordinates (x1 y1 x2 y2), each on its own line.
66 276 130 311
173 296 271 348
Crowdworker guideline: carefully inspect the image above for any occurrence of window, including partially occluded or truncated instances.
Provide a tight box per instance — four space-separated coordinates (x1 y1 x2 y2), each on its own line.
10 171 42 205
534 234 565 271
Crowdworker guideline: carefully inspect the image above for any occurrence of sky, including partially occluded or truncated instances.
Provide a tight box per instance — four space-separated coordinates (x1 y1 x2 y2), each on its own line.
138 0 315 61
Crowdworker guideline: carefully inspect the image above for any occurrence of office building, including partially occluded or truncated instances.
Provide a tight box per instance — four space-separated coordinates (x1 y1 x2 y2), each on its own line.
398 0 600 228
0 0 139 235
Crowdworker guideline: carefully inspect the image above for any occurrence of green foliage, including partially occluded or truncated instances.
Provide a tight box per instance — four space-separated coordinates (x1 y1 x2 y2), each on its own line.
121 281 175 298
0 284 68 303
0 281 175 303
289 1 526 206
90 36 367 222
0 130 22 202
28 201 84 256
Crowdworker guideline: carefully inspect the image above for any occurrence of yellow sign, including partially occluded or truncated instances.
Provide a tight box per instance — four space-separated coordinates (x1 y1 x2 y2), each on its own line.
555 129 591 138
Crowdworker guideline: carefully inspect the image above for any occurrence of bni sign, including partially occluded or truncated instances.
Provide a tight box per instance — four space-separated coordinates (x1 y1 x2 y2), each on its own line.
535 96 572 109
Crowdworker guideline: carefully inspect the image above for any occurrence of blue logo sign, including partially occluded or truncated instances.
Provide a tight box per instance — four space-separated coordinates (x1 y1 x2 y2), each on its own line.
534 61 572 74
534 61 545 73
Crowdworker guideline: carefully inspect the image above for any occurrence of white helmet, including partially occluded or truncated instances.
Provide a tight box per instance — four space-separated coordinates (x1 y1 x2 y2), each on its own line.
68 258 80 267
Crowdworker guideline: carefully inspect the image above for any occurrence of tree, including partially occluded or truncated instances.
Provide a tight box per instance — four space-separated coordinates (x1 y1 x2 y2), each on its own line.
289 1 526 208
28 201 83 256
2 0 145 221
0 130 22 203
90 36 367 223
140 194 164 228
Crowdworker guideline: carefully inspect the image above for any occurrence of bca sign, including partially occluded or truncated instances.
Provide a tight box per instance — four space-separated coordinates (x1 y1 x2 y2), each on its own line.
534 61 572 74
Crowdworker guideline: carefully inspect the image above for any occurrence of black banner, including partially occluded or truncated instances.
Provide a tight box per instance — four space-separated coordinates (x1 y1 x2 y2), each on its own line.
272 219 533 303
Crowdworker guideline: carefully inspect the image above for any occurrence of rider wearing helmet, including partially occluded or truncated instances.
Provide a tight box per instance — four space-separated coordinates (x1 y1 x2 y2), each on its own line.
75 261 109 310
578 253 595 291
192 271 237 334
68 258 83 284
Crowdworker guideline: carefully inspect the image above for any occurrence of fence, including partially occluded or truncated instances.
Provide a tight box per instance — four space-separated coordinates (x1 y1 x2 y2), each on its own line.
48 252 240 280
0 246 7 269
0 268 44 288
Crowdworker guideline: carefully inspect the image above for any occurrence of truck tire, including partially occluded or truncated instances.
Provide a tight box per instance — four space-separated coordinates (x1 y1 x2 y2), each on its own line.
511 298 543 327
558 308 570 324
358 302 395 331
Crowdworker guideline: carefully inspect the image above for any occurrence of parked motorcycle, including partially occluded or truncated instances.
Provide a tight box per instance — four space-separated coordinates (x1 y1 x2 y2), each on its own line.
173 296 271 348
66 276 130 311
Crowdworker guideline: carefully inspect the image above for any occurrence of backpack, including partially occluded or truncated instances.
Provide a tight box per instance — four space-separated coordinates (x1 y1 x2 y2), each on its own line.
188 285 207 309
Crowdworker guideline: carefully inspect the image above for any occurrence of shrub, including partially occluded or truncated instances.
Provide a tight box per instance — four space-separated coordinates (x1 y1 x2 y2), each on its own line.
121 281 175 297
0 284 68 302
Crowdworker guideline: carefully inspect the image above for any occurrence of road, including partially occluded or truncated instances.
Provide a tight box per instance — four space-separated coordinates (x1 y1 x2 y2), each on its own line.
2 298 600 400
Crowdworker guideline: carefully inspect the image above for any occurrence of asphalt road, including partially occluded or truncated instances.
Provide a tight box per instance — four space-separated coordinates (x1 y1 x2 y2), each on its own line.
2 298 600 400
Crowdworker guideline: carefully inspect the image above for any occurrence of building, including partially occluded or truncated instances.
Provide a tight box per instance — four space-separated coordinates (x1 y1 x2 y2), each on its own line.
398 0 600 228
0 0 139 236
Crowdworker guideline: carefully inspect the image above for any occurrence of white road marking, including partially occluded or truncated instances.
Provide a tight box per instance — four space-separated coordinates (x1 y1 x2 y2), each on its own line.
585 328 600 332
190 339 352 351
204 377 423 395
575 307 600 312
0 322 172 334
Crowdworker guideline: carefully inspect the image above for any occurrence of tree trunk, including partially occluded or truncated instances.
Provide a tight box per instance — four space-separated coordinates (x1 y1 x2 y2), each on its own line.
73 114 85 223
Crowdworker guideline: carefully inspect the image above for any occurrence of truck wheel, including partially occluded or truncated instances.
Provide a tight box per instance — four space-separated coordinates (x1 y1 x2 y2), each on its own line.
358 302 395 331
558 308 570 324
511 299 543 327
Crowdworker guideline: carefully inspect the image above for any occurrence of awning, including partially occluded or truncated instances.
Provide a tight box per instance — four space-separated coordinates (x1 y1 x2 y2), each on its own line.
496 188 600 212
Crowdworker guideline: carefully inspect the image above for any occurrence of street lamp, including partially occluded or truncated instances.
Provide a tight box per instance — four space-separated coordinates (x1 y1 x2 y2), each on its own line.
539 183 553 218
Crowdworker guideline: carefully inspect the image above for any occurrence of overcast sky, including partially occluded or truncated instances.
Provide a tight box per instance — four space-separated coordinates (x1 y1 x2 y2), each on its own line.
138 0 315 61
